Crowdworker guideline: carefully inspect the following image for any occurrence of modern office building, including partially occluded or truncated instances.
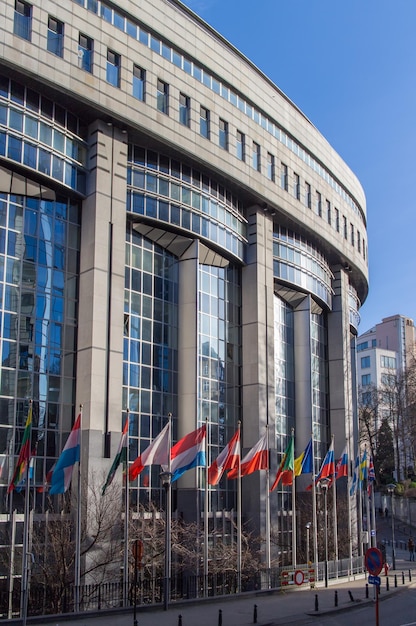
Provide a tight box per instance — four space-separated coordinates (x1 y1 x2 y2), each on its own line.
0 0 368 558
357 315 416 479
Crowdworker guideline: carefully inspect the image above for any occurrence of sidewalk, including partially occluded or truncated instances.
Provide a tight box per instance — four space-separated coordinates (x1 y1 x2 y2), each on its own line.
33 555 416 626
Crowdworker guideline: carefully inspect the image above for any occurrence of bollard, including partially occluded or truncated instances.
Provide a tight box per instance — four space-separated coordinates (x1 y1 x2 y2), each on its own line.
365 583 369 599
348 590 354 602
218 608 222 626
315 594 319 611
334 590 338 607
410 570 412 582
402 571 405 585
253 604 257 624
178 615 182 626
386 576 389 591
394 574 398 588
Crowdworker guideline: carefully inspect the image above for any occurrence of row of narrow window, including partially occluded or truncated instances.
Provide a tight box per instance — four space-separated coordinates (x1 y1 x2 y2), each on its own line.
13 0 366 261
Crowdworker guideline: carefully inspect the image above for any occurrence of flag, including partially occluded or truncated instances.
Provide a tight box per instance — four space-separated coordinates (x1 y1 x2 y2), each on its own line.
102 418 129 495
128 422 170 481
270 436 294 491
8 403 33 494
227 432 268 480
368 456 375 482
15 450 35 492
208 429 240 485
335 446 348 479
367 456 375 496
359 448 368 485
315 439 335 484
349 454 360 496
171 424 206 483
49 413 81 494
37 464 54 493
294 439 313 476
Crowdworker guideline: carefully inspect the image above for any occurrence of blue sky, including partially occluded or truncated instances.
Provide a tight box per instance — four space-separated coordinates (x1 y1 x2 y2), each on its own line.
181 0 416 333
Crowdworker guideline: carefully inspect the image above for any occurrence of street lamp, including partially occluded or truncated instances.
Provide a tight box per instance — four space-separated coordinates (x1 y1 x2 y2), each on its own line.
387 484 396 570
160 470 172 611
319 478 330 588
305 522 312 566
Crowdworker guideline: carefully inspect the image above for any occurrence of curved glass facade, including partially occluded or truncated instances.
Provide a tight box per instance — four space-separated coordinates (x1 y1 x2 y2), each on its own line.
123 224 179 508
0 192 80 509
200 264 241 511
0 75 87 194
127 146 247 262
311 312 329 466
273 226 334 308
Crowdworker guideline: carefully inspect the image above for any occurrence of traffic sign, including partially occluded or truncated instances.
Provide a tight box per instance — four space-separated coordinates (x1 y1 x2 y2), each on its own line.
368 575 381 586
365 547 383 576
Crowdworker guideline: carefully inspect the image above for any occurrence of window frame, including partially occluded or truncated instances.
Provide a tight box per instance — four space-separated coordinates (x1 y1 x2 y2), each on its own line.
14 0 32 41
47 15 64 57
133 64 145 101
156 79 169 114
179 92 190 127
106 48 121 87
218 118 228 150
78 33 93 73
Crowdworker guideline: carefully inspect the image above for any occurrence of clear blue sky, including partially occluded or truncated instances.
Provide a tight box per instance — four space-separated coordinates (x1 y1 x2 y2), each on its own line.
182 0 416 333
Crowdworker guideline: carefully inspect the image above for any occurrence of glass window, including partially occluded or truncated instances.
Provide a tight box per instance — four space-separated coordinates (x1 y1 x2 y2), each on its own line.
293 173 300 199
14 0 32 41
106 49 120 87
219 118 228 150
335 208 340 232
361 374 371 386
200 106 210 139
267 152 274 181
179 92 190 127
236 131 244 161
252 141 260 172
47 16 64 57
280 163 288 191
156 79 168 114
361 356 370 368
315 191 322 217
326 200 331 225
305 182 311 208
350 223 354 246
78 33 93 72
133 64 145 101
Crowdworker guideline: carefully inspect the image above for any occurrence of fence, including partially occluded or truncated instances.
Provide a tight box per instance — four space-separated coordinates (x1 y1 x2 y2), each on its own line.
0 557 365 620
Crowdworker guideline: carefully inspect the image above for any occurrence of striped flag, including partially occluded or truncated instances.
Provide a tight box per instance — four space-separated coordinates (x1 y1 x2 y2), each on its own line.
335 446 349 479
128 422 170 481
171 424 206 483
102 417 129 495
208 429 240 485
270 436 294 491
8 403 33 494
49 413 81 494
227 432 268 480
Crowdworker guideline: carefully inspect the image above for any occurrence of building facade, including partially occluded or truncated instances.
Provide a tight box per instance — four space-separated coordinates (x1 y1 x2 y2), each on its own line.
357 315 416 479
0 0 368 559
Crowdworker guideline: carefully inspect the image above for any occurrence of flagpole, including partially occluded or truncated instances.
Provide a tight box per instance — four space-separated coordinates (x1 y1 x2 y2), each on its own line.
331 435 338 576
265 425 271 582
123 409 130 607
21 400 32 626
311 435 318 583
291 429 296 569
236 422 242 593
74 404 82 613
204 417 209 598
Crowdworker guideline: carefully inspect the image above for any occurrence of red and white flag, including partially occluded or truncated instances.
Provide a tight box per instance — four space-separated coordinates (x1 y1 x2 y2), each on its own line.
208 430 240 485
128 422 170 481
227 432 268 479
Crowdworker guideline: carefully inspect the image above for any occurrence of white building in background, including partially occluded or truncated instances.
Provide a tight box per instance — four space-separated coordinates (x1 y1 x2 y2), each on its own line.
357 315 416 478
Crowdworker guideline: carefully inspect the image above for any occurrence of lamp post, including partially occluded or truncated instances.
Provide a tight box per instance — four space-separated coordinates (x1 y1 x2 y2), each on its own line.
305 522 311 566
387 484 396 570
160 470 172 611
319 478 330 588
